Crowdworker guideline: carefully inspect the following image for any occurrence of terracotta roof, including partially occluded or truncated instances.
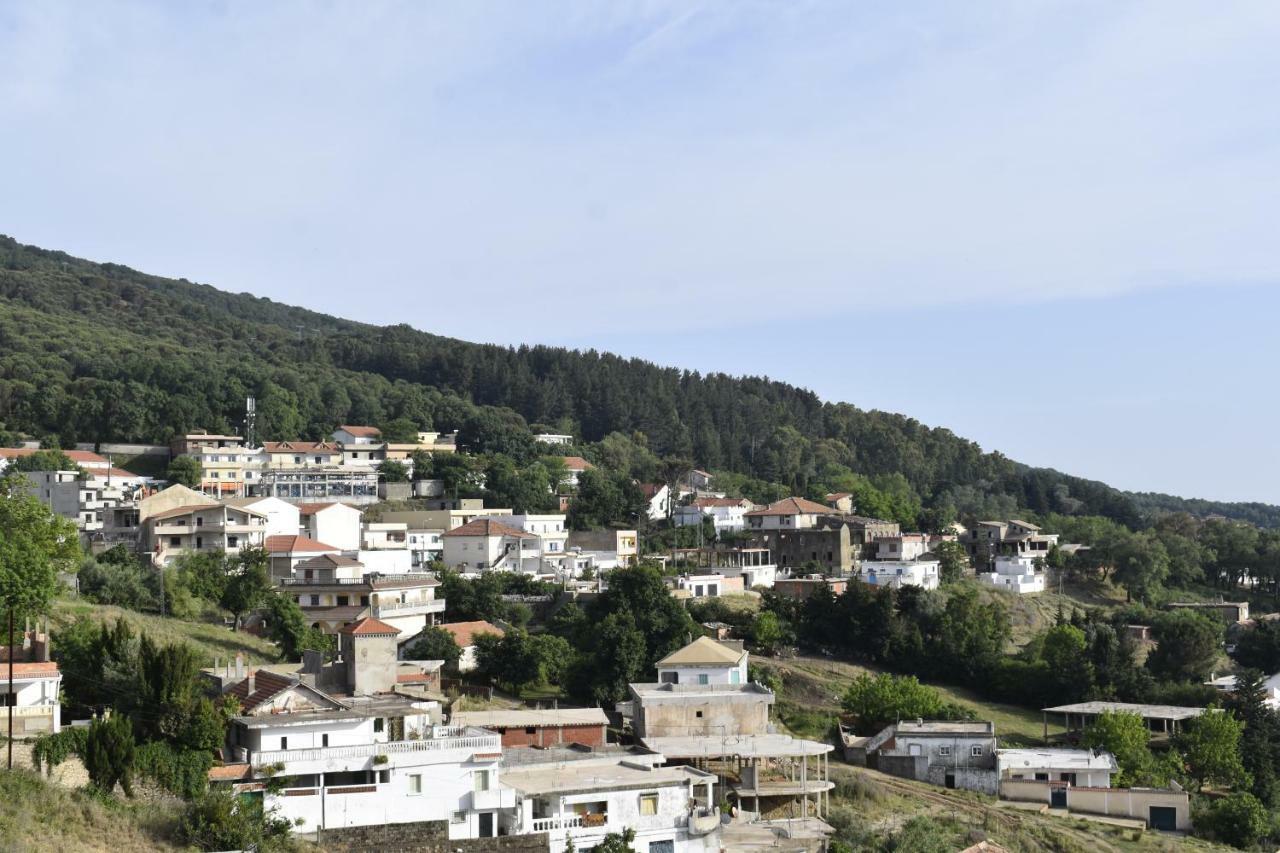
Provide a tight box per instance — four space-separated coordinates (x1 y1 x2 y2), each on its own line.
692 497 748 508
640 483 666 499
297 502 360 515
439 621 504 648
263 441 341 453
264 534 340 554
0 448 110 466
0 661 60 677
95 467 147 480
825 492 852 501
744 497 833 517
442 518 535 539
337 425 382 438
147 502 222 521
207 763 251 782
656 636 745 667
338 617 402 636
559 456 593 471
226 669 297 712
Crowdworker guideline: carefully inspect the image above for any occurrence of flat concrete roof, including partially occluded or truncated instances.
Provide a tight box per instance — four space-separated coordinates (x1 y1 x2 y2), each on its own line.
501 757 714 797
998 749 1117 772
895 721 995 737
1041 701 1207 721
641 734 832 758
451 708 609 729
629 682 774 701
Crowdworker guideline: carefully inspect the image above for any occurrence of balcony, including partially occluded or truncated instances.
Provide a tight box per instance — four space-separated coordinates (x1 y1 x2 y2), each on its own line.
530 815 586 833
251 730 500 770
688 807 721 837
371 599 446 618
471 787 516 810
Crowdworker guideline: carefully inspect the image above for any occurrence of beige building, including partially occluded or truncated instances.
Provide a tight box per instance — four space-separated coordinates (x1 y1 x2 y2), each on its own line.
170 432 254 496
146 501 268 566
262 441 344 469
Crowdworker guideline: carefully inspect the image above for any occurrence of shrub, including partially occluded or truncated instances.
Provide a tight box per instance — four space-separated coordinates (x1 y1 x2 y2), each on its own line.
1196 792 1269 848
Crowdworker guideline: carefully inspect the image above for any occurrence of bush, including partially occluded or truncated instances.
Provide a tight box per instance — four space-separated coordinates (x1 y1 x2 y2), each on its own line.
84 713 136 796
135 741 213 799
1196 791 1270 848
180 787 296 851
841 673 970 733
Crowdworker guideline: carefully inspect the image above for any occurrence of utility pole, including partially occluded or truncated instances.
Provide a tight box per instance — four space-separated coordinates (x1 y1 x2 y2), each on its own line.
7 608 13 770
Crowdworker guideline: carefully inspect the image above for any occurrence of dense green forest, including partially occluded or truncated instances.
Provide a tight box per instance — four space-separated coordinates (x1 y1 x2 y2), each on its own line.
1 233 1276 528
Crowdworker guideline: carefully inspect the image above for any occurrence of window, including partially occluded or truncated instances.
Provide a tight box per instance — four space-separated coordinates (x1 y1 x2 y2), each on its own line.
169 536 181 547
695 710 703 719
697 674 709 685
280 737 288 750
525 727 537 735
1034 772 1049 781
639 793 659 816
228 536 238 548
474 770 491 792
374 718 385 733
730 670 740 684
408 774 422 794
450 811 466 824
970 745 984 757
322 734 329 747
309 595 320 606
337 595 348 606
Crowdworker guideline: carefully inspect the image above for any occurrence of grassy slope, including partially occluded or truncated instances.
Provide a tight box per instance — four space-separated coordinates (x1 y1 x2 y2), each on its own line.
827 763 1229 853
0 770 182 852
50 598 281 666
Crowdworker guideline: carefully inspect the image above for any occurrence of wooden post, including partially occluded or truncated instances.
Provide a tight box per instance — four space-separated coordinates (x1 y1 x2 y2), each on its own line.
7 608 13 770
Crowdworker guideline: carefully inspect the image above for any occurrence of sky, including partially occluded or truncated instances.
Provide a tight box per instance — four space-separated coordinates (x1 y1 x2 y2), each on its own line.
1 1 1278 502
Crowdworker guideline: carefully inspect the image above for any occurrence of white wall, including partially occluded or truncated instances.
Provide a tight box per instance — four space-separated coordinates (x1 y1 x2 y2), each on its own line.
310 506 363 550
657 661 746 686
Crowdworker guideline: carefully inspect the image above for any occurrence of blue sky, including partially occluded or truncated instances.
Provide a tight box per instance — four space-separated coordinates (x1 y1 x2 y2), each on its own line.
1 2 1278 502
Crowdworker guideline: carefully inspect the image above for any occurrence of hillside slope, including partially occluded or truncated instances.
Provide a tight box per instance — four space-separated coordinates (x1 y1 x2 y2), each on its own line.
0 234 1274 527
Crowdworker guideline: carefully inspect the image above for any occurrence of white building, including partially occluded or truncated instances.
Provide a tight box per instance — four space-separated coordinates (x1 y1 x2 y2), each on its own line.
997 749 1116 788
508 514 569 571
980 554 1046 594
210 618 507 840
859 559 941 590
1206 671 1280 709
640 483 672 522
299 502 364 551
331 425 383 446
743 497 832 531
0 628 61 736
224 495 300 539
406 528 444 568
656 636 748 686
674 497 754 534
146 501 268 567
878 721 998 794
441 517 541 573
559 456 594 488
534 433 574 446
499 752 720 853
265 534 341 580
362 522 408 551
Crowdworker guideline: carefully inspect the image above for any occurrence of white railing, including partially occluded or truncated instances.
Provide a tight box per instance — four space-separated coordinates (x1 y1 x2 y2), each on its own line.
6 705 56 718
531 815 586 833
371 599 445 616
252 732 498 767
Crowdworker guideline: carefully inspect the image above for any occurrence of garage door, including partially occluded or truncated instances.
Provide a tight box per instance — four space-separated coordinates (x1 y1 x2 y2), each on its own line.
1149 806 1177 831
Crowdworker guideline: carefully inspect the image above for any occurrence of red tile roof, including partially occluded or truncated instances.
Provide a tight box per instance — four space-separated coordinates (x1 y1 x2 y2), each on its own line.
207 763 251 782
0 661 60 677
0 448 110 466
226 669 296 712
439 621 504 648
692 497 748 508
442 518 534 539
639 483 666 499
338 617 402 636
147 502 222 521
264 534 340 554
744 497 834 517
337 425 382 438
560 456 593 471
825 492 852 501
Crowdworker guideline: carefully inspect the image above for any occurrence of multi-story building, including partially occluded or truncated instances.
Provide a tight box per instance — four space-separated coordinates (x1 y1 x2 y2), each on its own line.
253 466 380 505
282 563 445 635
859 558 941 590
170 432 253 496
262 441 344 469
962 520 1059 570
565 529 638 569
264 534 341 580
620 637 834 842
145 501 268 566
674 497 754 534
299 502 364 551
442 518 541 573
508 514 569 571
449 708 610 749
208 617 506 840
871 721 998 794
743 497 833 531
980 554 1046 594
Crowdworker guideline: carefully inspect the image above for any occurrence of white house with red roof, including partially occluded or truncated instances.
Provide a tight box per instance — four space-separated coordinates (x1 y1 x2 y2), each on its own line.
744 497 834 531
432 621 505 672
264 533 341 579
558 456 594 488
674 496 755 534
441 517 541 573
0 447 112 473
639 483 672 521
299 502 363 551
1 627 62 735
206 617 507 840
332 425 383 446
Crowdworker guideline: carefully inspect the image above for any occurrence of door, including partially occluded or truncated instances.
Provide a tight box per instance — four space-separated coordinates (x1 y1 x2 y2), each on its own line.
478 812 495 837
944 774 955 789
1149 806 1177 831
1050 788 1067 808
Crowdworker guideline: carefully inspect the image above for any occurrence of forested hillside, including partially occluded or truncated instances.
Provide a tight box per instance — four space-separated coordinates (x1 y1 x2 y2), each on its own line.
1 234 1274 528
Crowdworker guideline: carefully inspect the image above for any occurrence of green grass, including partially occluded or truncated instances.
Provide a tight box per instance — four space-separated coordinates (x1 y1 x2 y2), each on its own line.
0 769 182 852
51 598 281 666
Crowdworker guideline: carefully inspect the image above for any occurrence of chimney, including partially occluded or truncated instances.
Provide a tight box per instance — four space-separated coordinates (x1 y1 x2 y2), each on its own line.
235 654 245 680
246 672 255 696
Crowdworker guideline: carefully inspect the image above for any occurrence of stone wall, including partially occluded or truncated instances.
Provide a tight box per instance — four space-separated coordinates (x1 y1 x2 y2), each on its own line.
317 821 550 853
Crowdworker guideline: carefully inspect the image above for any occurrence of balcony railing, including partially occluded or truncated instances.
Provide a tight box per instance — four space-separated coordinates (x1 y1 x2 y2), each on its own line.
530 815 586 833
251 731 499 767
371 599 445 617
